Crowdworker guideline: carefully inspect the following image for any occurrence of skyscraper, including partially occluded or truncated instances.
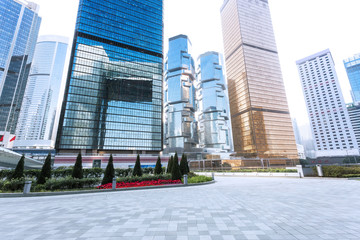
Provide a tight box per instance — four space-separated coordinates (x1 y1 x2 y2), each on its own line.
296 49 359 157
56 0 163 154
344 53 360 104
0 0 41 147
14 35 68 149
164 35 198 153
347 104 360 149
220 0 298 160
197 51 232 152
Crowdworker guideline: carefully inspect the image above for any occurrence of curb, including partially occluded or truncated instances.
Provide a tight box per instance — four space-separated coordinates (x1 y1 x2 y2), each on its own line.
0 180 215 198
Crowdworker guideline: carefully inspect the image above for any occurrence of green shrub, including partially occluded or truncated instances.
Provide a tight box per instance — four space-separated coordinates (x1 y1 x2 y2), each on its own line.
188 175 213 184
24 169 41 178
132 154 143 177
11 155 25 180
53 167 73 178
167 156 173 174
142 168 154 174
180 153 189 176
37 153 52 184
343 174 360 178
115 168 132 177
1 178 26 192
317 166 360 178
171 153 181 180
154 156 162 175
72 153 83 179
83 168 104 178
43 177 101 191
102 154 115 185
0 170 14 180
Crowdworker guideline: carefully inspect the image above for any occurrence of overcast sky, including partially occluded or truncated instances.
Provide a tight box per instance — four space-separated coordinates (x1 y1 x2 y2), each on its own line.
30 0 360 131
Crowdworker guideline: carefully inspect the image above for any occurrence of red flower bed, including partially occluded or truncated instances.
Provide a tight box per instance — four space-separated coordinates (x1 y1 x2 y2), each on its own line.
97 179 182 189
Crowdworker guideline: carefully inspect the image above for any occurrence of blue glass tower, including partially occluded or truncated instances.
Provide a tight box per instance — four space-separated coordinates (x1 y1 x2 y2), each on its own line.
0 0 41 147
56 0 163 154
344 54 360 104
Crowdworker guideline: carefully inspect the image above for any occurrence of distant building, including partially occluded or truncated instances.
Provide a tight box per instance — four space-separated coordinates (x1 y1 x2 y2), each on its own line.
292 119 302 145
220 0 298 160
196 52 232 153
14 35 68 149
56 0 163 154
344 53 360 104
0 0 41 148
296 49 359 157
296 144 306 160
164 35 198 153
347 104 360 148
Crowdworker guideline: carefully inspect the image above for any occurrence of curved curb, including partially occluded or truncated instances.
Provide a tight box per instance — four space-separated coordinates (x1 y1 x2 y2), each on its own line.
0 180 215 198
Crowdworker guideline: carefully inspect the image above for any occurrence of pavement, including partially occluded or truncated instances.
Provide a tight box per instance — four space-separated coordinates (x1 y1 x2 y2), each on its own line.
0 177 359 240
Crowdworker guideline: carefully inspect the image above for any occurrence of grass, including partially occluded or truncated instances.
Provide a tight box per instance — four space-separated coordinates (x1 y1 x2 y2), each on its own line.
187 175 213 184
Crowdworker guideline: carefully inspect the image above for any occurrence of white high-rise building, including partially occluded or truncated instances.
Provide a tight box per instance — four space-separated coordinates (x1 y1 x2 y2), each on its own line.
296 49 359 157
14 35 68 149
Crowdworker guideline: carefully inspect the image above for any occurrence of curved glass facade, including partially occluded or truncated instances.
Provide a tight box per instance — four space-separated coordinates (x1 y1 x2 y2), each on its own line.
15 36 68 148
56 0 163 153
221 0 298 159
197 52 232 152
164 35 198 153
0 0 41 135
344 54 360 104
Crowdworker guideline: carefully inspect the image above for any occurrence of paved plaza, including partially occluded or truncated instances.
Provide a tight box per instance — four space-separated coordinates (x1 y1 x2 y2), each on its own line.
1 177 360 240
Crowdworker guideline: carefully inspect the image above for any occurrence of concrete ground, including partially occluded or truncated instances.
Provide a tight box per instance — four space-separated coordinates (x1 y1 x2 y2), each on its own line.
1 177 359 240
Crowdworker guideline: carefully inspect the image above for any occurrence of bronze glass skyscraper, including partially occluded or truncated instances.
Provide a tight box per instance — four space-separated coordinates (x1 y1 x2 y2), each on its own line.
220 0 298 159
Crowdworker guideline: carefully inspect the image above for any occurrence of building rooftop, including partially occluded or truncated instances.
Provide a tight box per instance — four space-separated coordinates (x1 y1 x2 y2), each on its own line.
296 49 334 65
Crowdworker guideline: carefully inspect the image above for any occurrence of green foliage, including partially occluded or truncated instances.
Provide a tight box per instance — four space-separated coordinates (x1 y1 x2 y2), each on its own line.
167 156 173 173
187 175 213 184
37 177 101 191
102 154 115 185
343 174 360 178
0 170 14 180
116 174 171 183
0 178 26 192
179 153 189 176
313 165 360 178
185 155 190 173
132 154 143 177
115 168 132 177
171 153 182 180
154 156 163 175
72 153 83 179
83 168 103 178
142 168 154 174
37 153 52 184
11 155 25 180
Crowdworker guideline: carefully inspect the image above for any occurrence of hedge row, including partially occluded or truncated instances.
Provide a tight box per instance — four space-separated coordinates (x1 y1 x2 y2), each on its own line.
0 177 101 192
313 166 360 178
187 175 213 184
201 168 297 173
0 167 160 181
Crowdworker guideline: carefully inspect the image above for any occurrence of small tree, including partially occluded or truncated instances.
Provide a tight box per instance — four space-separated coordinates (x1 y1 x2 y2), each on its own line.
154 156 162 175
185 155 190 173
167 155 173 173
37 153 52 184
133 154 143 177
171 152 181 180
12 155 25 179
179 153 187 176
102 154 115 185
72 153 83 179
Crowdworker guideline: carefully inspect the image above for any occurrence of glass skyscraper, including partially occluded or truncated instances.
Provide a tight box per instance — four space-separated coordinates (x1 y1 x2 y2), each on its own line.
0 0 41 147
220 0 298 160
197 51 232 152
344 53 360 104
56 0 163 154
15 35 68 149
164 35 198 153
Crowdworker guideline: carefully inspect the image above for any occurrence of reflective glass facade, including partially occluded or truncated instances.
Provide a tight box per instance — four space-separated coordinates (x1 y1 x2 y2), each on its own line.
344 54 360 104
56 0 163 153
164 35 198 152
15 35 68 147
0 0 41 135
197 52 232 152
220 0 298 159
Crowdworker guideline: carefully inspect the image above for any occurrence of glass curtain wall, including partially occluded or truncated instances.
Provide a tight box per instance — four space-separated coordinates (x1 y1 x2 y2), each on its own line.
56 0 163 153
0 0 41 135
197 51 232 152
220 0 298 159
